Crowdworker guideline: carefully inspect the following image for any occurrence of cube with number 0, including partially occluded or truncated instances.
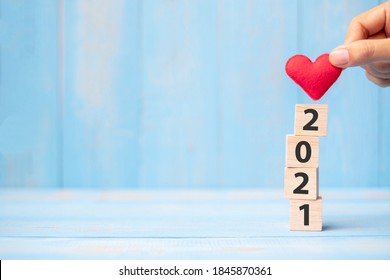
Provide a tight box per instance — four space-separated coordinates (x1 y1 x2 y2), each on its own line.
295 104 328 137
290 197 322 231
286 135 319 168
284 167 318 200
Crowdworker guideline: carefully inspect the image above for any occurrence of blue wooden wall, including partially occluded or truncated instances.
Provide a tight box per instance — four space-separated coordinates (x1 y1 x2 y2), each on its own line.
0 0 389 189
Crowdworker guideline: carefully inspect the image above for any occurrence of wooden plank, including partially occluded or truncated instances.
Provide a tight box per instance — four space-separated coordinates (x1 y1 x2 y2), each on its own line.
0 190 389 238
1 0 388 190
62 0 141 188
1 236 390 259
0 0 59 188
298 0 380 187
217 0 299 188
1 186 389 260
138 0 220 188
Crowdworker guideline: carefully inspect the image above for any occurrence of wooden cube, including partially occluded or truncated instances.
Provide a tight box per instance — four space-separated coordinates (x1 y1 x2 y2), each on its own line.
295 104 328 136
286 135 319 167
284 168 318 200
290 197 322 231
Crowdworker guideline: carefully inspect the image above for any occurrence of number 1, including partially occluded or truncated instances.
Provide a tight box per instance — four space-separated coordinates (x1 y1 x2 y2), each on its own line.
299 204 309 226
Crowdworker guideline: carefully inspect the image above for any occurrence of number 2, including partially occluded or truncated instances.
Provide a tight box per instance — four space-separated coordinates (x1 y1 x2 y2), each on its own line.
303 109 318 131
299 204 309 226
293 172 309 194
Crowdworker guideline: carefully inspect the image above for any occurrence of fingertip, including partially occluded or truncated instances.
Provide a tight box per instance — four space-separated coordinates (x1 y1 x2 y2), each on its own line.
329 45 350 68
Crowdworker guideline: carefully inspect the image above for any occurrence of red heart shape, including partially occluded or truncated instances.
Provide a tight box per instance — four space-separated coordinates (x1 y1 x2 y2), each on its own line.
285 54 342 101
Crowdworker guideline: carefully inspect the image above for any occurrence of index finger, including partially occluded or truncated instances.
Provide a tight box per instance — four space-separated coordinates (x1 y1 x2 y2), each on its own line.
345 3 390 44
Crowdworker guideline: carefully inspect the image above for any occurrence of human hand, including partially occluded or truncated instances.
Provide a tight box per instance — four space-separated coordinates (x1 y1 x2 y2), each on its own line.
329 1 390 87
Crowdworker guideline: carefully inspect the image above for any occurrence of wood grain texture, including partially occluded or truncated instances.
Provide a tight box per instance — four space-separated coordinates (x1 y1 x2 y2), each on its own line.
217 0 298 188
1 0 389 189
284 167 318 200
62 0 141 188
139 0 220 188
2 236 390 260
0 189 389 259
295 104 328 136
57 0 390 188
0 0 59 188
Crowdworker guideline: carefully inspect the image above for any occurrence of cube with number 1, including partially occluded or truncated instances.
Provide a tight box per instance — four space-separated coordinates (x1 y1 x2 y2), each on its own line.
290 197 322 231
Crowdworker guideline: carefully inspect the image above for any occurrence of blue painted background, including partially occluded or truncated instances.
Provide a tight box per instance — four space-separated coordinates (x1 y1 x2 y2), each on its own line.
0 0 389 189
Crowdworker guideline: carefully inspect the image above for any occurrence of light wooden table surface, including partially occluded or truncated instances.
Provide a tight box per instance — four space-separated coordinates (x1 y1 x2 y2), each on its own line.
1 189 389 259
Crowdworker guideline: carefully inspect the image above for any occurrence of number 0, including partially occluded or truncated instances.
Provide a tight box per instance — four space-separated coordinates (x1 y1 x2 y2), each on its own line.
295 141 312 163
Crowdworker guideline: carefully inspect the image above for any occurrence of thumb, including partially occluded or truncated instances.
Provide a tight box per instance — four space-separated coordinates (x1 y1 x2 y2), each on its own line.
329 38 390 68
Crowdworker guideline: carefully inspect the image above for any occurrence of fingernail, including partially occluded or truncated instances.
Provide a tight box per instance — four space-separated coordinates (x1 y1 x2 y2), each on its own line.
330 46 349 66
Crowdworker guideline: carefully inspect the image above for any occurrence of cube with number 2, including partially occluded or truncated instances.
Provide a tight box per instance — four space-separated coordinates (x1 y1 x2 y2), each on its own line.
295 104 328 136
284 167 318 200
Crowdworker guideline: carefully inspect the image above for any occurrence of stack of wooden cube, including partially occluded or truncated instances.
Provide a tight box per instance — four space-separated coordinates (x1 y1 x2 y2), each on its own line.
284 104 328 231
